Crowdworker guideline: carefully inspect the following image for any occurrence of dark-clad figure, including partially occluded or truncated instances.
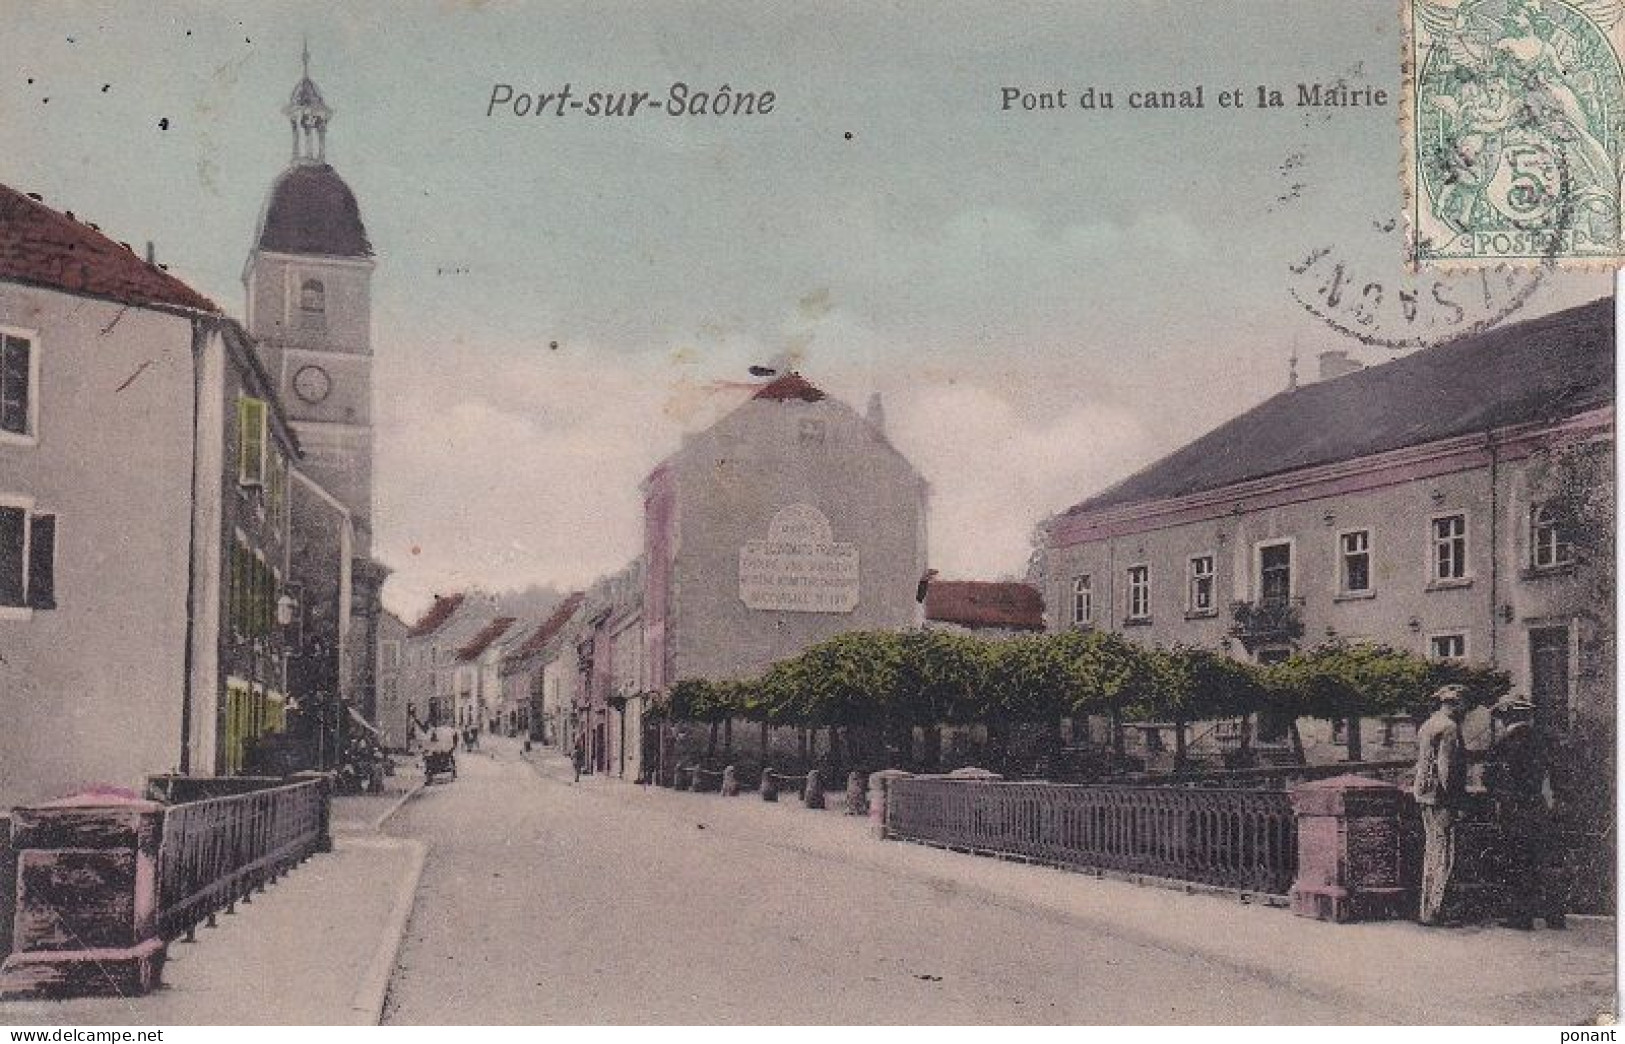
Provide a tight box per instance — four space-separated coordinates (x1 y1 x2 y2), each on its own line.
1484 696 1568 930
1413 684 1469 925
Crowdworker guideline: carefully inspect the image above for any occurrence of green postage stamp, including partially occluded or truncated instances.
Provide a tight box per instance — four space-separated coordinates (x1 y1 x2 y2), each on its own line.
1405 0 1625 267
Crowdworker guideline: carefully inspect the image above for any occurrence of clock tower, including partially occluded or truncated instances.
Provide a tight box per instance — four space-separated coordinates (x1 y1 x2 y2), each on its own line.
245 44 376 556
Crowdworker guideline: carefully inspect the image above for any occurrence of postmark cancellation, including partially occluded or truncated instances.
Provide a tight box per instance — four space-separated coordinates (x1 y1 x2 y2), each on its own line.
1405 0 1625 268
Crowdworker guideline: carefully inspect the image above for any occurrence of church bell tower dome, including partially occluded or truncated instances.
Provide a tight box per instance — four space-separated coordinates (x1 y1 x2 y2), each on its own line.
244 41 377 558
253 41 372 259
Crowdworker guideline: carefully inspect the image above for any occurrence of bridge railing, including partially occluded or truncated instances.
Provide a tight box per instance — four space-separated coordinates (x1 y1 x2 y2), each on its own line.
885 776 1298 896
155 776 328 941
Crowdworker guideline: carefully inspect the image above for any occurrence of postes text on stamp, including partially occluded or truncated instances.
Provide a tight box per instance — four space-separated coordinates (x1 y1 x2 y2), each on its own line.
1405 0 1625 268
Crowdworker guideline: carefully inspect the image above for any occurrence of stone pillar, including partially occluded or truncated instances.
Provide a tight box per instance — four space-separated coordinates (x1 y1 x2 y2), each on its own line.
867 769 914 839
844 771 868 816
1 794 167 997
291 770 334 853
759 769 779 802
803 769 825 809
721 765 740 797
349 558 391 726
1289 774 1406 923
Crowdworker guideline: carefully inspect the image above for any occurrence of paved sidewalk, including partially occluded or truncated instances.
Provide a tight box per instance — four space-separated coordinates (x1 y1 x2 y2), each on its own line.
1 764 426 1027
525 750 1617 1026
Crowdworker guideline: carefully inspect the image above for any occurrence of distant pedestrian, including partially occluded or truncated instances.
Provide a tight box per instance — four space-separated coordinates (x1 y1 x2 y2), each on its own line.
1414 684 1470 925
1485 696 1567 930
572 735 586 783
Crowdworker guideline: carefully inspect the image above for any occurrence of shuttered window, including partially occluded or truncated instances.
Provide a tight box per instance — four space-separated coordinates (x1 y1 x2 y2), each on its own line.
0 507 24 606
238 397 267 486
27 514 54 609
0 334 31 437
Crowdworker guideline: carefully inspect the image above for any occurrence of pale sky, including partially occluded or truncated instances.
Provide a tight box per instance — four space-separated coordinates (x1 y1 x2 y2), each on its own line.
5 0 1609 619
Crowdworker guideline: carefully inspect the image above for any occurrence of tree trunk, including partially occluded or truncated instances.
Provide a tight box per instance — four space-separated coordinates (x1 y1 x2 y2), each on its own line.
1109 705 1125 760
1346 716 1362 763
986 717 1008 772
922 723 943 770
827 724 842 768
797 727 809 762
1288 719 1306 765
1174 718 1188 771
760 720 770 760
1239 714 1254 753
706 720 719 760
723 717 733 754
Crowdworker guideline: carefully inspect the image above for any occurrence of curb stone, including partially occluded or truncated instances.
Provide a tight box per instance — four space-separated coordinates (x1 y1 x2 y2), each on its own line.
345 835 427 1024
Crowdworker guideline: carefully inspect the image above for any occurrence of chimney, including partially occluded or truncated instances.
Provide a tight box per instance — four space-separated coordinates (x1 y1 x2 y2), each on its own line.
145 241 156 265
1318 349 1364 381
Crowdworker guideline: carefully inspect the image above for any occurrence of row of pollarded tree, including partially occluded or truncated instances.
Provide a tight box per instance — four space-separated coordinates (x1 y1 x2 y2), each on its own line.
653 629 1510 773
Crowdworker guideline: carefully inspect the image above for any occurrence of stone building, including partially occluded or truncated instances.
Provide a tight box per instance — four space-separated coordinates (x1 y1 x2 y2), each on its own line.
402 592 504 727
285 468 356 742
577 561 647 778
499 591 585 746
641 374 929 690
1035 299 1614 760
0 184 309 802
375 609 410 749
453 616 516 731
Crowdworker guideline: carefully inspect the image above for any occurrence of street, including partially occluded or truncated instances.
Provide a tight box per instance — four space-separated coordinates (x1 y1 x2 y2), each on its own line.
380 741 1378 1025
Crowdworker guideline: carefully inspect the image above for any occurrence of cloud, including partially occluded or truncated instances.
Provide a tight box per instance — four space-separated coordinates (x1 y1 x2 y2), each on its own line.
884 381 1153 581
375 333 764 616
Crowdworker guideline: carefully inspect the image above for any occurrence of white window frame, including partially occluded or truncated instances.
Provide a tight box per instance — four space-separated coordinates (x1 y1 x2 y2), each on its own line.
1125 564 1151 622
1337 528 1373 596
1071 574 1093 626
1429 512 1471 584
0 326 41 447
1428 631 1468 661
1187 553 1216 614
1253 538 1296 603
1529 504 1572 570
0 492 36 620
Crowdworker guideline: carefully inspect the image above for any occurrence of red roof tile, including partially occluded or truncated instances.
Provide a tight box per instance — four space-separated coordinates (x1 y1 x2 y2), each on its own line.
924 580 1045 632
456 617 517 661
407 593 465 638
0 183 220 313
752 373 826 402
506 592 586 663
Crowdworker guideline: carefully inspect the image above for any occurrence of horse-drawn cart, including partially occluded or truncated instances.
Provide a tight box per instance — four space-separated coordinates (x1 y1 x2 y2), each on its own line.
424 747 457 784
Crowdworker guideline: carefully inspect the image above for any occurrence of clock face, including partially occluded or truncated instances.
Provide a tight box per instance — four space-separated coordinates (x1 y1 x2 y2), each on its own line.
292 364 332 405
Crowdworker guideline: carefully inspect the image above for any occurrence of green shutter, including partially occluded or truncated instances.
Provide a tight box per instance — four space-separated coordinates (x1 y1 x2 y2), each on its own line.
238 397 266 486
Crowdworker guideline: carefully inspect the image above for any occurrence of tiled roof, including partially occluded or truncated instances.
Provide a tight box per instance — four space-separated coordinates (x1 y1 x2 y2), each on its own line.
506 592 587 663
924 580 1045 632
0 183 219 312
407 593 465 638
1064 298 1615 517
752 373 826 402
456 617 516 661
